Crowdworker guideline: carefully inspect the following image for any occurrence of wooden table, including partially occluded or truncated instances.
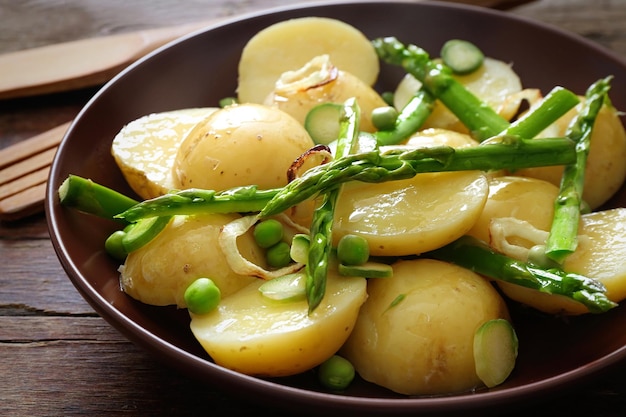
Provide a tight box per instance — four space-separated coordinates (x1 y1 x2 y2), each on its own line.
2 0 626 415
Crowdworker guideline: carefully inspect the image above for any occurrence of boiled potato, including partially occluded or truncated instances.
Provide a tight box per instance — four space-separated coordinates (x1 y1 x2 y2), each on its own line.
111 107 218 199
516 102 626 209
466 175 560 244
394 58 522 135
119 213 263 308
341 258 510 395
189 272 367 377
174 103 315 191
238 17 379 104
264 55 387 132
333 170 489 256
498 208 626 315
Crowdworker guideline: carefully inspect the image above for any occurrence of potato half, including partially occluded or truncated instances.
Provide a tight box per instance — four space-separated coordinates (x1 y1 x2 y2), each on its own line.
237 17 379 104
342 258 510 395
190 273 367 377
111 107 218 199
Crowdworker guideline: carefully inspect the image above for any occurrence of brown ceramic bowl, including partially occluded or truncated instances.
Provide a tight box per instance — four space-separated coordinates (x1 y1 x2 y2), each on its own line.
46 1 626 415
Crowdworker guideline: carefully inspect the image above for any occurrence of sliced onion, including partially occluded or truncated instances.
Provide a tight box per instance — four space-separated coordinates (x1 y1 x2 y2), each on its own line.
219 214 306 280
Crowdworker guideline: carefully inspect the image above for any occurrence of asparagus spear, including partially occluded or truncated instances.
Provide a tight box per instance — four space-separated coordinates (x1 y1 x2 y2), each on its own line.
544 77 613 263
118 185 276 223
428 235 617 313
306 97 361 312
260 136 577 217
373 37 510 141
58 174 138 220
373 38 581 143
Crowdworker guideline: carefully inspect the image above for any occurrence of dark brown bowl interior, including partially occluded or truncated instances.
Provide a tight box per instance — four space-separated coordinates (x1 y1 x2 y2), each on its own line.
46 1 626 415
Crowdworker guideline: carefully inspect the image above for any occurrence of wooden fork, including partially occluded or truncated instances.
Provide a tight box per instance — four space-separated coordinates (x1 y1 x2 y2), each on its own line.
0 122 71 221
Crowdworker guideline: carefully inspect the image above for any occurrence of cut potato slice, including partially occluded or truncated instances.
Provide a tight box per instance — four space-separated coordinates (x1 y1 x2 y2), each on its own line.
333 170 489 256
111 107 218 199
498 208 626 315
237 17 379 104
190 272 367 377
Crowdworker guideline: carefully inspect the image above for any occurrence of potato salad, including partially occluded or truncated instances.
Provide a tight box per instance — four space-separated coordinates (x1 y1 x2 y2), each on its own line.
59 17 626 397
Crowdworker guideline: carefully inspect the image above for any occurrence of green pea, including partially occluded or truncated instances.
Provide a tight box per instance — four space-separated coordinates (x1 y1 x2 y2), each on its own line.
337 234 369 266
254 219 284 249
266 241 292 268
381 91 395 106
371 106 399 131
219 96 238 107
104 230 128 261
318 355 355 391
184 278 221 315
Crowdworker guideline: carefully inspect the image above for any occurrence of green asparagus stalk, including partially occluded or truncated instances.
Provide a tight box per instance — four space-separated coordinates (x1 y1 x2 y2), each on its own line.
428 235 617 313
306 97 361 312
117 186 276 223
545 77 613 263
260 136 577 217
503 86 580 140
373 37 510 141
58 174 138 220
375 88 435 146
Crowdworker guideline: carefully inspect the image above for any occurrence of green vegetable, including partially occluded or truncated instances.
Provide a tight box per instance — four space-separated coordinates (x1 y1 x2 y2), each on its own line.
317 355 355 390
58 174 137 220
373 36 510 141
117 186 275 223
219 97 238 107
104 230 127 261
374 89 435 146
440 39 484 75
305 97 361 312
371 106 399 131
428 235 617 313
266 241 292 268
473 319 518 388
290 233 310 264
184 278 221 315
253 218 284 248
258 272 306 302
304 102 344 145
260 136 577 217
338 261 393 279
337 234 369 266
545 77 612 263
502 86 580 140
121 215 172 253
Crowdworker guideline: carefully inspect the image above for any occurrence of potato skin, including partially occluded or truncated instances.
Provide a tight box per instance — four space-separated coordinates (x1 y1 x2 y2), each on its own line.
264 67 387 132
341 258 510 395
174 103 315 191
120 214 263 308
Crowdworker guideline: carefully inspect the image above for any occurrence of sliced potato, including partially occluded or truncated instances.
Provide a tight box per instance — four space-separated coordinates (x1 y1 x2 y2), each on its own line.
119 213 263 308
516 102 626 209
341 258 510 395
498 208 626 315
466 175 560 245
190 273 367 377
333 170 489 256
264 55 387 132
111 107 218 199
237 17 379 104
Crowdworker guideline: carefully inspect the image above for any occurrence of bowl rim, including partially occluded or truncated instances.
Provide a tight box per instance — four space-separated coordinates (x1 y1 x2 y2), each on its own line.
46 0 626 414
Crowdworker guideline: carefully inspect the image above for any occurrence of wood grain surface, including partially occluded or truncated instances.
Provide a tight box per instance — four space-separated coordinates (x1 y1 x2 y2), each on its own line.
2 1 626 416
